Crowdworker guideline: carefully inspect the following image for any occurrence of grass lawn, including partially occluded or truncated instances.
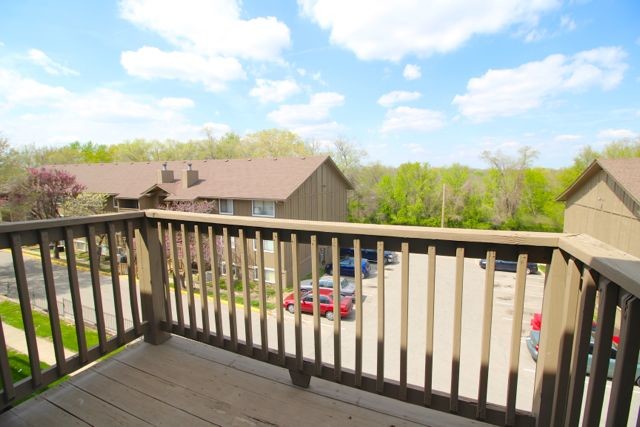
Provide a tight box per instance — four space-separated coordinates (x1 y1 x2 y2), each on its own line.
0 349 50 389
0 300 100 353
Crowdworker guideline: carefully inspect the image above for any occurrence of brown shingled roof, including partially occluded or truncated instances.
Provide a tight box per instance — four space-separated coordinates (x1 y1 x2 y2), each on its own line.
557 158 640 205
46 156 352 201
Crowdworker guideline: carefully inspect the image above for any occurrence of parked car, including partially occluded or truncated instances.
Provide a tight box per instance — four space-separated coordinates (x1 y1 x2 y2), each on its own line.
300 275 356 300
282 288 353 321
325 257 371 278
479 258 538 274
340 247 398 264
526 313 640 386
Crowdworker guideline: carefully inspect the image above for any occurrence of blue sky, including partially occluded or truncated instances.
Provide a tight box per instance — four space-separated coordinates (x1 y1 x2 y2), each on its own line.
0 0 638 168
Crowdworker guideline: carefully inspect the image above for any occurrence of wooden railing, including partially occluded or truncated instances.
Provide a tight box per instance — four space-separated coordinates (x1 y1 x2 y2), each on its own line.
0 210 638 427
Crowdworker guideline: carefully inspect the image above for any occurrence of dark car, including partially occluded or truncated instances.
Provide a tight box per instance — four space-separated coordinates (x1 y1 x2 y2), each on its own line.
300 275 356 299
526 313 640 386
340 247 398 264
282 288 353 321
479 258 538 274
325 257 371 278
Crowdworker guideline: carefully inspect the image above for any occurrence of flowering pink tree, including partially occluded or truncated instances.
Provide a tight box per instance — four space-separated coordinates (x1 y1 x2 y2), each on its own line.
8 167 85 220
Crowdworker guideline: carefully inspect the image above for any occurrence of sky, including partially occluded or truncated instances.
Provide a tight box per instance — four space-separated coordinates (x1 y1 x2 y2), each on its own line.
0 0 639 168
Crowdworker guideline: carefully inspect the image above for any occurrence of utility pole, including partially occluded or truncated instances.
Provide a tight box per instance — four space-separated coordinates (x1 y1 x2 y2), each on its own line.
441 183 446 228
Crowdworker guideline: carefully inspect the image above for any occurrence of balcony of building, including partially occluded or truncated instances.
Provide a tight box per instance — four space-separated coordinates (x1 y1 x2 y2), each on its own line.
0 210 638 426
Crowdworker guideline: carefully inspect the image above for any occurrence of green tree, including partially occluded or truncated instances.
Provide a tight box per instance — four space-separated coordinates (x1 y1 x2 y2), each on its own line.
61 192 109 217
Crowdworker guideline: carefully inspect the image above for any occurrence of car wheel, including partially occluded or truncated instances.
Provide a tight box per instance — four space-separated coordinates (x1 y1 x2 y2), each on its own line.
325 311 335 321
326 267 332 275
636 376 640 387
287 304 295 314
526 268 531 275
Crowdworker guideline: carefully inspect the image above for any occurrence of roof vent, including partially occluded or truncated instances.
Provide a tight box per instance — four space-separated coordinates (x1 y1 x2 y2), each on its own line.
187 162 193 171
162 162 168 171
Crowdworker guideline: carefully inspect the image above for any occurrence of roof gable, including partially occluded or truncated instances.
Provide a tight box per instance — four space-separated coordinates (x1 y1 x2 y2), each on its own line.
557 158 640 206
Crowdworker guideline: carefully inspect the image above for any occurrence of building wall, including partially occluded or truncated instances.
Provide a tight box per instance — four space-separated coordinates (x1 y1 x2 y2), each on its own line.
563 169 640 258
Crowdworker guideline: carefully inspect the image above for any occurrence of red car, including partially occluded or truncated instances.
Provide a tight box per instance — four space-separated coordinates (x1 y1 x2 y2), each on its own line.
283 288 353 321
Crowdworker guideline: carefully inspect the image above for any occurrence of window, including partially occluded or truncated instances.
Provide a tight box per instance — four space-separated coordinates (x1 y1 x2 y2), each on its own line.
219 199 233 215
118 199 139 209
302 295 313 303
252 200 275 217
251 267 276 284
253 239 274 252
320 296 331 304
112 197 119 208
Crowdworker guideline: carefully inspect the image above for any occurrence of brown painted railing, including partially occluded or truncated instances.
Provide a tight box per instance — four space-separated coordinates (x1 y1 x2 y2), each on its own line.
0 210 638 427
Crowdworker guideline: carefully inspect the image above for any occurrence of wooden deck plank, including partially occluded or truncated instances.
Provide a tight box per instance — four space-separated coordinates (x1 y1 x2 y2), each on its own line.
71 366 215 427
0 336 493 427
8 395 89 426
44 382 151 426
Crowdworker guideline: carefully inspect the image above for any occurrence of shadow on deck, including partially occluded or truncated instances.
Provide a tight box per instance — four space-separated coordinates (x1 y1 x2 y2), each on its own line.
0 335 489 427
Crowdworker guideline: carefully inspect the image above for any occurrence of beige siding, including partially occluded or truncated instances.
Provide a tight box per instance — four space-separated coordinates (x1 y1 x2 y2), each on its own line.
564 170 640 258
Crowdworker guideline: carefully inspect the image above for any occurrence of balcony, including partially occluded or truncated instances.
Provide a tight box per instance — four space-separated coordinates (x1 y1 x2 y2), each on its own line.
0 210 638 426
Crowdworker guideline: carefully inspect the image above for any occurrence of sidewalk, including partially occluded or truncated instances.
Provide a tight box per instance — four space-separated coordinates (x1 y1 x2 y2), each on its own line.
2 322 75 365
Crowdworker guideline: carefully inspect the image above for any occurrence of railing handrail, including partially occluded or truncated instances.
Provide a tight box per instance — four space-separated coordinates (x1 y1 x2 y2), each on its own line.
0 211 144 234
145 209 565 247
559 233 640 298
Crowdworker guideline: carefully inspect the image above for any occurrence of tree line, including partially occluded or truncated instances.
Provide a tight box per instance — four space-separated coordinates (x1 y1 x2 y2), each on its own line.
1 130 639 232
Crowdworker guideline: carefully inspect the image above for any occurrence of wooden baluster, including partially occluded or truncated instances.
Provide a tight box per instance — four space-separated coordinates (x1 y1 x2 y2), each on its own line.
0 321 15 402
168 222 184 334
63 228 88 363
195 225 210 342
86 225 107 353
255 231 268 360
565 268 597 426
332 237 342 381
477 250 495 419
223 227 237 351
505 254 529 426
157 222 173 332
550 257 581 426
38 230 66 375
399 242 409 400
238 229 252 354
450 246 464 412
311 235 322 375
583 281 618 427
273 232 285 365
354 239 363 387
292 233 302 371
208 226 223 347
605 292 640 426
106 223 125 344
376 241 385 393
126 220 142 335
181 224 197 339
424 245 437 406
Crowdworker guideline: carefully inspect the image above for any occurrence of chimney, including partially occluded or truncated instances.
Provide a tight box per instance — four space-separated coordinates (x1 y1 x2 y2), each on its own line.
182 162 198 188
157 162 174 184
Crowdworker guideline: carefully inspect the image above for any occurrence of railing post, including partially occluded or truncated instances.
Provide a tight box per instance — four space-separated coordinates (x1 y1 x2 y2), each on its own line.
532 249 568 427
136 218 171 345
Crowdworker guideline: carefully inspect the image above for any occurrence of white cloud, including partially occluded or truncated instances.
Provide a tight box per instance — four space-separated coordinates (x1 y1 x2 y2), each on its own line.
0 41 6 48
0 68 70 108
405 143 425 154
377 90 421 107
453 46 627 121
296 68 307 76
158 97 195 109
0 67 226 145
299 0 559 61
597 128 638 140
249 79 301 103
27 49 79 76
120 0 290 61
267 92 344 138
403 64 421 80
554 134 582 142
381 107 445 133
560 15 576 32
121 46 245 92
203 122 231 137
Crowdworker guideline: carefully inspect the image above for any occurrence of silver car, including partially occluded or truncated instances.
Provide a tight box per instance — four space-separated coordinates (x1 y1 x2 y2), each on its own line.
300 275 356 300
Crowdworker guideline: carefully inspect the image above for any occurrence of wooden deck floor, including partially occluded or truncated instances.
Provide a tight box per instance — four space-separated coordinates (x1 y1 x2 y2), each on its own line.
0 336 490 427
